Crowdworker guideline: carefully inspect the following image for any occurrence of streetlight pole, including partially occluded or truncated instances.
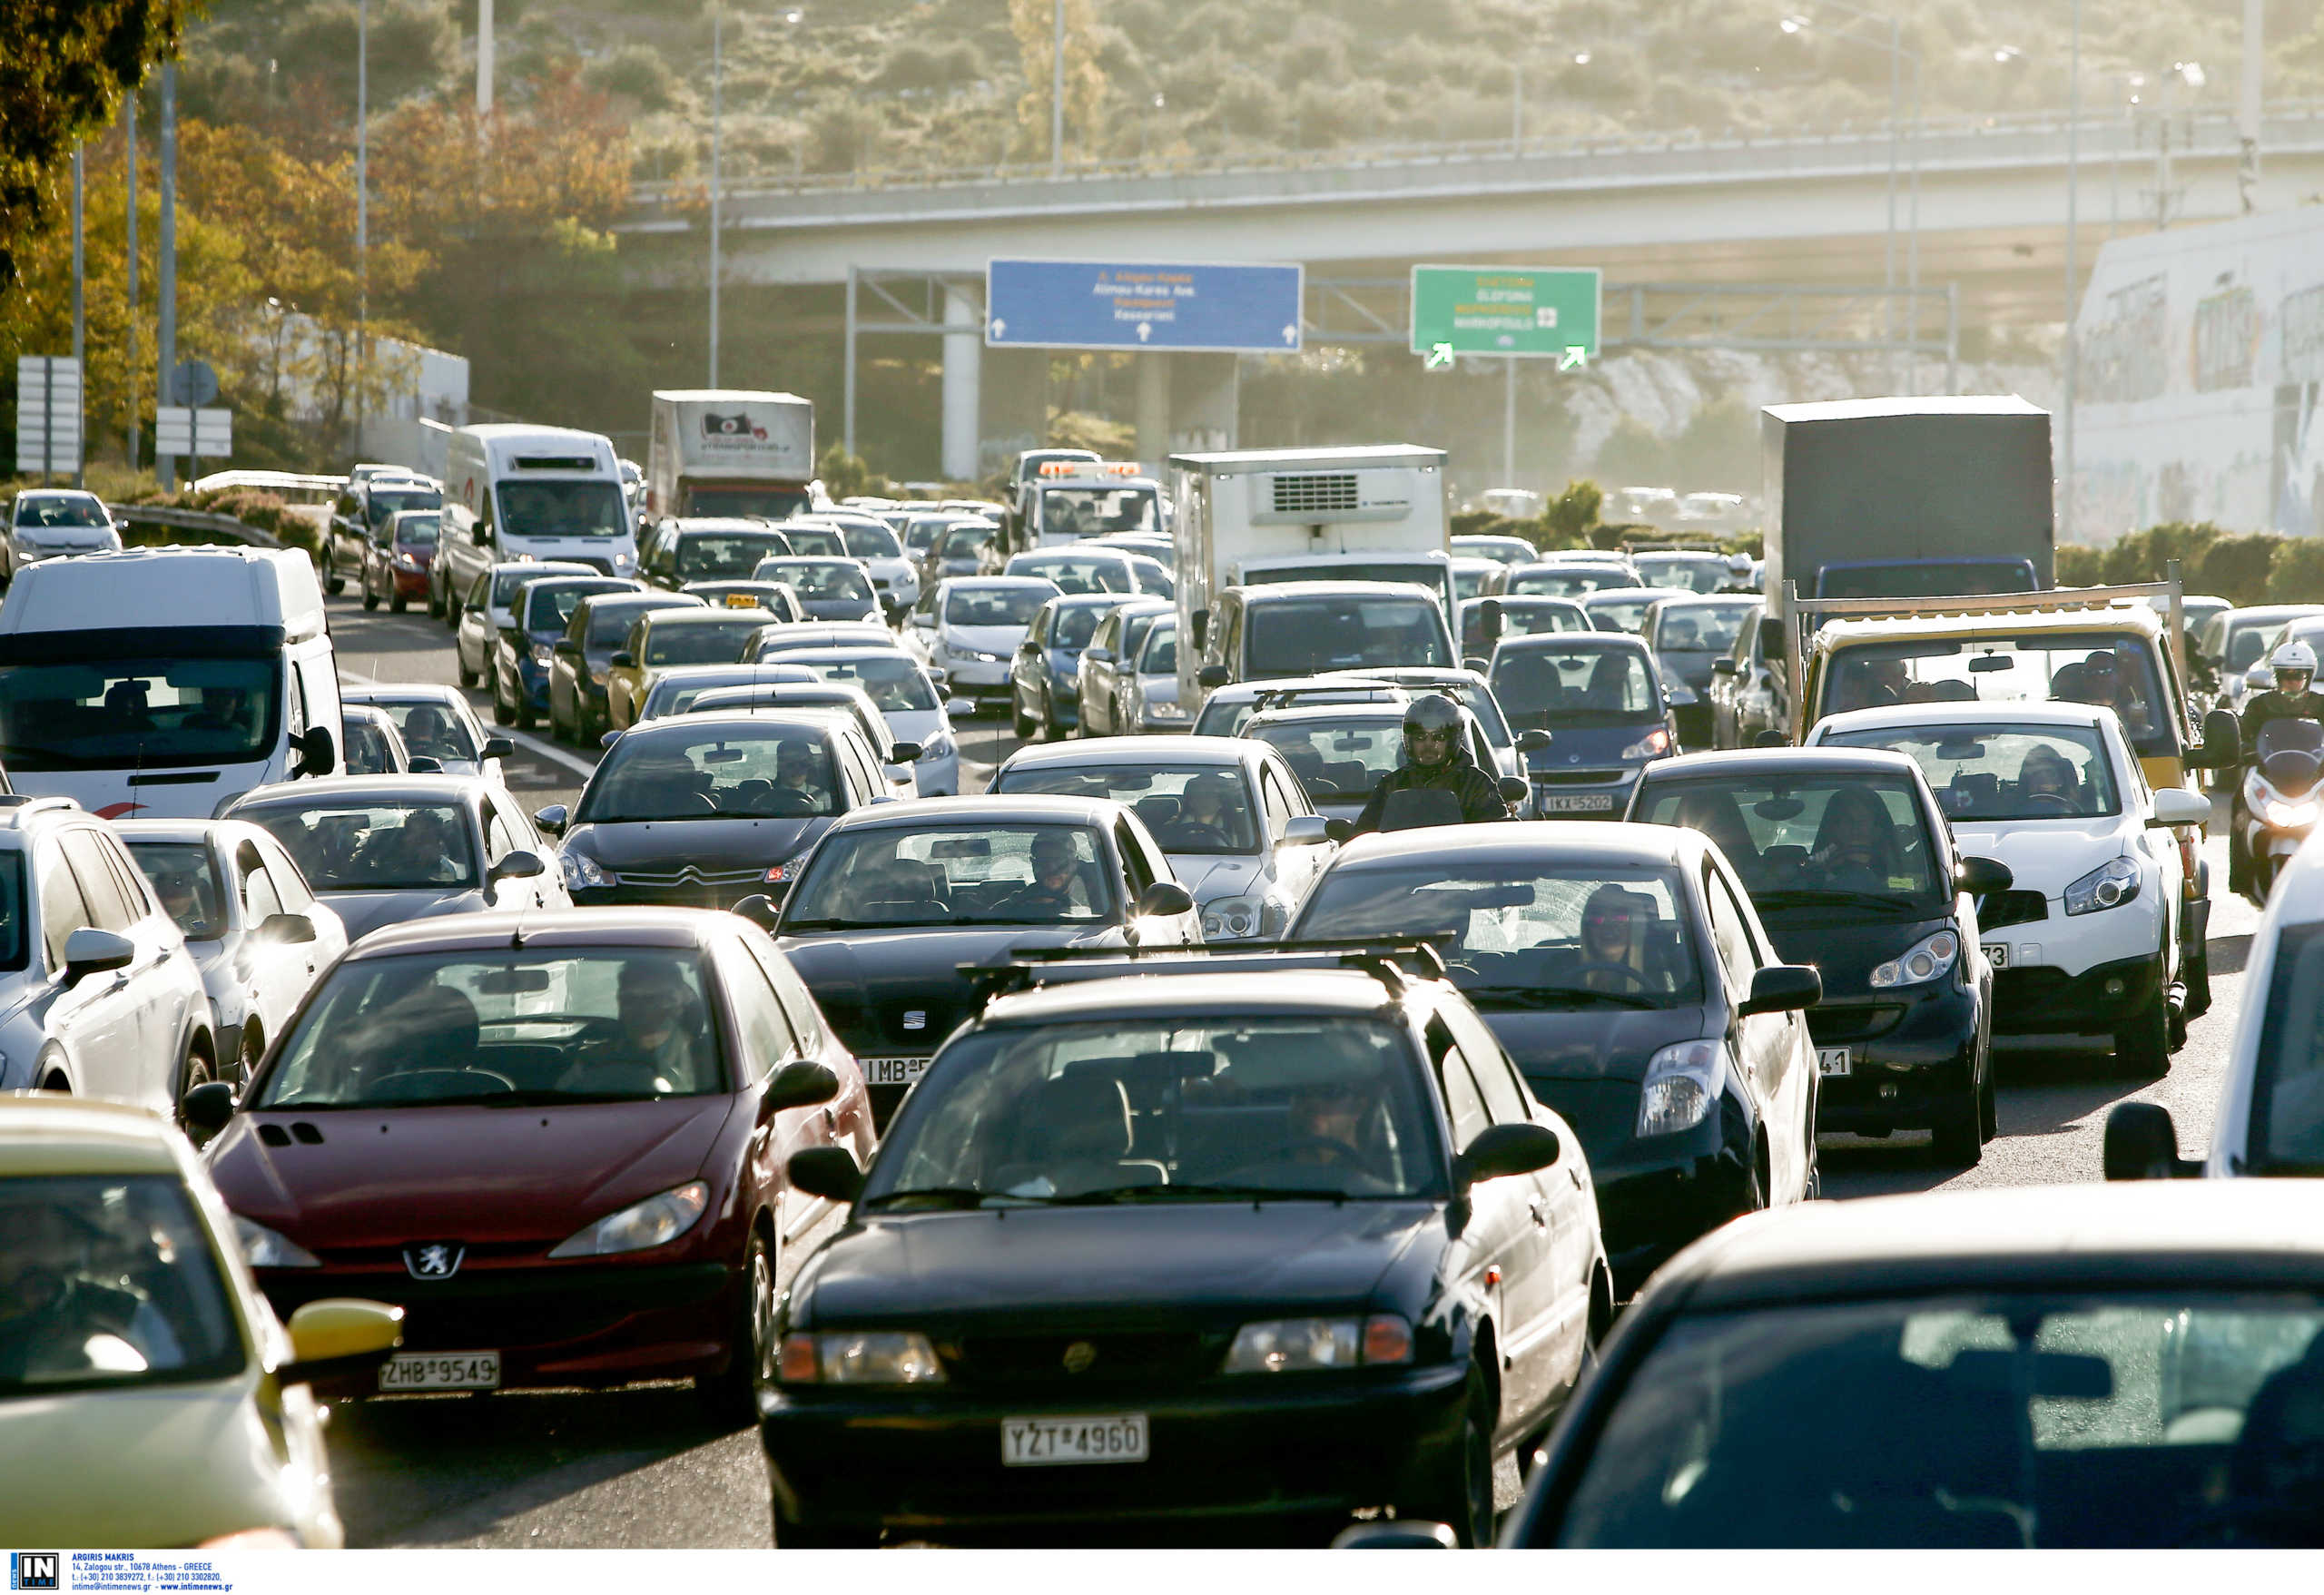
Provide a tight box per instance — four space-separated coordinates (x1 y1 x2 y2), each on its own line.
71 142 84 488
356 0 369 456
709 0 722 388
125 93 139 473
1050 0 1065 176
2063 0 2080 546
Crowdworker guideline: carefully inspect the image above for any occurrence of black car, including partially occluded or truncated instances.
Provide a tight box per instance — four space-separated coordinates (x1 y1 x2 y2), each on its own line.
1486 633 1681 820
1286 822 1822 1296
762 944 1609 1546
756 796 1203 1126
751 556 881 623
490 574 642 730
547 590 703 743
640 520 794 590
537 711 894 911
1627 748 2006 1165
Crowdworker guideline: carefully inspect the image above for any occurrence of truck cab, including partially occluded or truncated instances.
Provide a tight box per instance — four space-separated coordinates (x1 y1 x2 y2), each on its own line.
1013 461 1164 550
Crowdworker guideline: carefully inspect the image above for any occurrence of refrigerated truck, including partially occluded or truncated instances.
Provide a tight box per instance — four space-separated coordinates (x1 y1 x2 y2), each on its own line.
645 390 817 522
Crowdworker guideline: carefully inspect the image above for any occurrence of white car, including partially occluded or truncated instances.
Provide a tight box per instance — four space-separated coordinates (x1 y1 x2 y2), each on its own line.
909 576 1059 713
632 662 820 722
988 736 1336 940
1004 545 1157 598
5 487 123 577
684 683 919 800
115 819 350 1080
786 511 920 615
1807 700 2211 1070
341 683 512 784
756 646 961 796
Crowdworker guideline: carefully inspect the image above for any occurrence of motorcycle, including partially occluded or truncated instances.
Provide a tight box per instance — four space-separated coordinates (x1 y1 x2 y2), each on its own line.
2237 717 2324 905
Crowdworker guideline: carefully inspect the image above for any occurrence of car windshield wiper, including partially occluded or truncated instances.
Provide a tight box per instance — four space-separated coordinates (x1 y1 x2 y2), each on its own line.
1752 888 1927 912
1059 1182 1353 1204
860 1186 1061 1210
1461 982 1666 1010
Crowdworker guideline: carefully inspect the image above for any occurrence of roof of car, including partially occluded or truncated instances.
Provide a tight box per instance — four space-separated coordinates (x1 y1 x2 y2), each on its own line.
1651 592 1762 610
1230 580 1442 603
342 683 468 706
1582 586 1696 606
940 576 1061 592
825 793 1128 831
112 817 273 847
981 968 1414 1029
1492 629 1651 653
582 591 702 613
1637 746 1928 783
343 906 732 961
489 559 598 576
623 709 848 739
1329 818 1691 871
231 773 492 808
1040 590 1140 608
1000 736 1259 772
639 606 774 626
673 519 791 536
1808 700 2125 737
0 1094 182 1176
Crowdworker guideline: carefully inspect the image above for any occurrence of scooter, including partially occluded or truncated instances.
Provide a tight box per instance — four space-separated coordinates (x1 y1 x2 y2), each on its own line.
2237 716 2324 906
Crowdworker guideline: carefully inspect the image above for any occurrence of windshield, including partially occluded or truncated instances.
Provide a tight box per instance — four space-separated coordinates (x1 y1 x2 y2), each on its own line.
1052 605 1111 650
1248 717 1404 802
948 586 1050 627
366 487 440 528
759 560 872 602
1509 567 1640 598
788 655 938 713
2228 622 2279 673
522 580 632 633
1588 594 1669 634
643 617 768 666
1639 777 1945 906
366 700 478 763
254 950 728 1107
842 525 901 560
1246 596 1450 676
244 801 477 891
1553 1293 2324 1549
0 1174 242 1399
783 823 1115 929
783 526 846 557
389 513 440 546
1039 487 1160 536
123 841 225 941
688 485 810 520
15 495 111 528
1453 566 1494 602
1818 723 2122 822
1243 562 1449 605
1654 601 1759 654
1634 556 1730 594
497 480 627 540
938 524 997 560
864 1017 1441 1205
589 601 684 648
580 726 843 822
1817 560 2036 600
1467 599 1587 652
676 533 789 579
998 763 1257 854
342 717 400 775
1491 645 1660 728
1016 556 1129 596
0 655 280 771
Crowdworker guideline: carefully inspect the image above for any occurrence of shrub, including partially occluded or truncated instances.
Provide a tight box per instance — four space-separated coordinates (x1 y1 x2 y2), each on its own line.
2102 521 2221 588
585 44 680 113
1539 479 1602 549
2056 546 2106 586
2197 534 2280 607
2268 539 2324 606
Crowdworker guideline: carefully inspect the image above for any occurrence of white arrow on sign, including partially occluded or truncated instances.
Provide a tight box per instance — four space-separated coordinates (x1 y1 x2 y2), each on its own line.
1281 323 1298 346
1425 342 1455 369
990 318 1007 340
1560 345 1589 370
1135 322 1152 343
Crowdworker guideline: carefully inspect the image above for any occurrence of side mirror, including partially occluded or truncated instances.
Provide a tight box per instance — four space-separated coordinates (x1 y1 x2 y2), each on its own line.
600 729 622 750
1755 613 1783 662
888 741 923 763
1462 655 1492 674
182 1079 237 1137
1665 684 1698 707
281 1298 406 1386
1497 775 1530 805
408 755 444 773
944 696 974 717
554 638 582 657
1282 814 1330 844
1085 646 1114 664
465 600 487 615
2189 709 2242 771
1751 728 1789 749
257 911 317 945
2149 788 2212 828
1136 881 1196 918
1516 729 1552 753
1324 817 1355 843
1332 1522 1457 1551
62 926 134 984
761 1058 841 1117
787 1146 866 1205
481 735 515 760
731 891 784 930
1480 598 1504 642
1197 664 1232 690
1956 856 2014 896
911 611 935 628
295 724 336 778
609 650 635 670
1712 657 1739 675
1452 1121 1561 1189
532 802 570 837
1190 608 1209 651
1739 962 1822 1017
2103 1101 2199 1179
489 849 547 882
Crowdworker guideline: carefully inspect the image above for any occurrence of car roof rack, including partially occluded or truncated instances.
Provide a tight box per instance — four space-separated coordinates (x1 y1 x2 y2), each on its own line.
1250 680 1403 712
964 938 1449 1004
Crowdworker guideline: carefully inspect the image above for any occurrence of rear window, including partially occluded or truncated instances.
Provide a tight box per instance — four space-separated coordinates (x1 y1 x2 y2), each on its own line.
1245 596 1450 676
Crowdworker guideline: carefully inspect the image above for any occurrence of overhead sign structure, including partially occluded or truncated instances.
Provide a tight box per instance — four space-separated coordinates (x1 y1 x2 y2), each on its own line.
1410 265 1601 365
986 259 1304 354
156 406 232 458
15 356 82 476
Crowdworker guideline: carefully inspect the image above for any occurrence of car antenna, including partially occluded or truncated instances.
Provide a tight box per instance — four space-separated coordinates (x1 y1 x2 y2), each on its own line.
508 911 527 950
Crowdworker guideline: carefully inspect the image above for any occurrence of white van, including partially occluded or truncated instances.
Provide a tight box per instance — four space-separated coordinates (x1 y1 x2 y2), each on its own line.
439 425 640 603
0 548 342 819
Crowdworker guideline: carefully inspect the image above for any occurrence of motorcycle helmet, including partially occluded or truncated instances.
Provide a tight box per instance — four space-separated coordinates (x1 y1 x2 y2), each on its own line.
2271 640 2317 694
1401 693 1463 772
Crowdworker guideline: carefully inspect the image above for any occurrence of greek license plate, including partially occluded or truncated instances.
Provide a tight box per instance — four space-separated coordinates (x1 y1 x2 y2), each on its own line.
724 594 761 609
1983 943 2009 969
1817 1048 1852 1078
1002 1414 1149 1467
379 1351 500 1392
1540 793 1616 813
863 1056 932 1088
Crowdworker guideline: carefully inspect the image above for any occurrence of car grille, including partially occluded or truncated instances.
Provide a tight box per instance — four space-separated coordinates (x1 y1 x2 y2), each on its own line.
941 1331 1222 1392
1979 891 2047 931
1530 770 1626 786
1807 1004 1905 1044
822 994 968 1051
618 863 768 888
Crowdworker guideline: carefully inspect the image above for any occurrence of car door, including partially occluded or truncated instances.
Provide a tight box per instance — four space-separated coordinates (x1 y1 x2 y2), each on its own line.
482 795 556 910
716 939 836 1241
1013 606 1049 710
458 572 491 674
1703 858 1809 1203
1255 761 1321 911
43 835 153 1106
1425 1016 1539 1442
1081 611 1119 734
87 829 194 1079
1112 819 1196 945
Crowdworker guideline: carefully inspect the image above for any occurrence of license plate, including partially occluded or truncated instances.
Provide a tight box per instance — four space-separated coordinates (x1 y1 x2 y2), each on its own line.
1983 943 2008 969
1002 1414 1149 1467
863 1056 932 1088
724 594 761 609
379 1351 500 1392
1817 1047 1852 1078
1540 793 1616 812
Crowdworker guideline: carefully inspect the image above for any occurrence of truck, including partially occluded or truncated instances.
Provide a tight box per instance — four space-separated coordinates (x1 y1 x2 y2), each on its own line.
1167 444 1452 710
645 390 817 522
1009 460 1165 552
435 424 641 613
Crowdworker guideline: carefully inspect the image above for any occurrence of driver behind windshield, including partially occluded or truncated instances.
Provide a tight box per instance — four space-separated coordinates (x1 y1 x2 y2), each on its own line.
2017 744 2079 806
555 958 712 1095
1579 884 1660 993
1808 786 1904 891
1155 772 1248 852
770 740 832 812
358 807 468 885
0 1184 188 1386
990 832 1089 918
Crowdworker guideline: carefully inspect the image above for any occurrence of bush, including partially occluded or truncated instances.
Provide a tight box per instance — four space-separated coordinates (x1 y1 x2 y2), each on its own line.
2268 539 2324 606
584 44 680 112
2102 521 2221 588
2197 534 2280 607
1539 479 1602 549
2056 545 2106 586
814 445 888 502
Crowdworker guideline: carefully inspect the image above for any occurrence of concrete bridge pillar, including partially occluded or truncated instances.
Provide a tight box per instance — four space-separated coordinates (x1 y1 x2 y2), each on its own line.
940 285 981 482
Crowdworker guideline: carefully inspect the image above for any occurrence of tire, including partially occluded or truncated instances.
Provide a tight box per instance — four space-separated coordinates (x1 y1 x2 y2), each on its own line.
174 1039 217 1130
2184 936 2212 1019
1041 688 1066 743
427 580 444 620
322 548 343 595
1405 1358 1496 1547
1012 691 1036 740
1978 1047 1998 1142
772 1507 877 1550
457 648 478 689
2116 985 2170 1076
390 584 407 614
697 1227 775 1429
511 683 535 732
239 1022 264 1086
1932 1061 1984 1167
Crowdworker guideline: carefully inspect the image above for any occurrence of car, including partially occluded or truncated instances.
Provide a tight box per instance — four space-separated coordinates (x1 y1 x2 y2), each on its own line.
761 941 1608 1547
117 818 350 1082
489 574 645 730
683 578 808 625
1460 595 1589 663
1708 604 1782 751
1491 1181 2324 1549
785 512 921 615
548 590 705 743
1630 549 1734 595
637 518 795 591
222 774 567 941
2196 604 2324 714
748 621 903 661
749 556 881 624
5 487 123 578
1450 533 1538 568
1003 546 1149 598
1011 592 1139 741
1626 747 2004 1160
743 647 961 798
340 704 410 776
1077 599 1174 739
1642 594 1766 749
325 475 439 600
1806 701 2212 1072
341 684 513 783
0 796 221 1114
757 796 1203 1123
917 516 1006 591
634 663 820 723
1449 556 1508 606
1192 581 1458 698
1502 562 1643 601
683 684 919 800
1191 675 1404 739
604 606 780 731
1239 703 1504 832
1287 822 1821 1296
188 908 873 1423
451 559 602 691
359 507 438 613
0 1096 404 1547
991 736 1337 940
537 711 893 911
1580 586 1697 635
1122 612 1187 733
909 576 1061 714
1490 632 1682 820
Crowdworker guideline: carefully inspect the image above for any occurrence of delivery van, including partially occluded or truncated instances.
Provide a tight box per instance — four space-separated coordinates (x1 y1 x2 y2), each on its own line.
437 425 640 612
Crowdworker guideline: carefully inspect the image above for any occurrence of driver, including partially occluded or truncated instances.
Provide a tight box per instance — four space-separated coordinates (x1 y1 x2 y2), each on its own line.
1578 883 1657 991
400 705 464 763
0 1187 183 1383
1286 1074 1384 1169
2242 641 2324 752
2018 744 2079 806
991 832 1088 918
369 807 462 883
1809 785 1900 889
556 959 705 1093
150 864 212 939
1352 694 1509 834
772 741 831 812
2072 649 2154 735
1157 773 1240 851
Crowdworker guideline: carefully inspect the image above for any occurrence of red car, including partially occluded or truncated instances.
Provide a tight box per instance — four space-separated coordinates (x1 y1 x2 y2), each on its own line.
361 507 439 613
192 907 874 1422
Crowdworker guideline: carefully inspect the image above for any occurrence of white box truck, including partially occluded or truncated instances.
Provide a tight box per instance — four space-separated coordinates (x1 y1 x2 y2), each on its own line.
646 390 817 522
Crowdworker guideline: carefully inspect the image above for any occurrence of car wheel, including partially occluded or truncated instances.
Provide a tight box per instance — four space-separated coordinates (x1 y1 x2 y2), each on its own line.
511 682 535 731
1978 1047 1999 1141
174 1038 217 1128
457 648 478 688
697 1226 775 1429
322 548 343 595
1042 688 1067 742
390 582 408 614
239 1021 265 1086
1012 690 1036 740
426 580 444 620
1932 1063 1984 1167
1406 1357 1496 1548
2116 986 2170 1077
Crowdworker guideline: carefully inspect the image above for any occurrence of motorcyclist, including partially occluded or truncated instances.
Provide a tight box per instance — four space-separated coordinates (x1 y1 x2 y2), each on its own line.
1351 694 1509 834
2233 640 2324 896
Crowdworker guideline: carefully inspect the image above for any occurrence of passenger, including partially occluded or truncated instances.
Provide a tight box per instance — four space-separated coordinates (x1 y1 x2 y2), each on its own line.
367 808 462 884
0 1187 184 1383
556 959 705 1093
1675 789 1760 873
150 864 216 939
2073 650 2154 735
1578 884 1659 992
991 832 1090 919
1352 694 1509 834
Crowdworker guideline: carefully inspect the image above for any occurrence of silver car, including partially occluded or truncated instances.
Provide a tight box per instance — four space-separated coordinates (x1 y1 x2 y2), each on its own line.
116 819 350 1081
341 684 513 784
221 775 567 942
5 488 123 577
0 796 218 1115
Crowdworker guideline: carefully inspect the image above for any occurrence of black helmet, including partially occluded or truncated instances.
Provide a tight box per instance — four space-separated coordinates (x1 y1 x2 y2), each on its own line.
1403 693 1462 771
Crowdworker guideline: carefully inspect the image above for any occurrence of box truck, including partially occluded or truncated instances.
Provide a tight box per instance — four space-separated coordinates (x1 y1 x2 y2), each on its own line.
646 390 817 522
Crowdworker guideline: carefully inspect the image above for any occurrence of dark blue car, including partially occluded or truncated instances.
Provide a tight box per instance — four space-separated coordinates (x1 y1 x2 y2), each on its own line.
1010 591 1137 741
1487 633 1681 819
490 574 641 730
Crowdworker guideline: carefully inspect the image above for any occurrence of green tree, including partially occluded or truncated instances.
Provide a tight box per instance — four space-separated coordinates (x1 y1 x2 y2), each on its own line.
1010 0 1107 162
1539 478 1602 549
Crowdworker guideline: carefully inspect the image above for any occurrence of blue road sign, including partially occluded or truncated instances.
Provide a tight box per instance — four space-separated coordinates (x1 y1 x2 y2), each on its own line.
985 258 1305 354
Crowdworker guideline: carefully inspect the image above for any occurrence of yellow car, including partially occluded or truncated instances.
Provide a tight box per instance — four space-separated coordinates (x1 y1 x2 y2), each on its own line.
604 606 777 732
0 1095 403 1548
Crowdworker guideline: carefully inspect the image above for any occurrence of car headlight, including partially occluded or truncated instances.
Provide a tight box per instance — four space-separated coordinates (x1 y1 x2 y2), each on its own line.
1636 1039 1728 1137
917 732 955 762
1869 929 1960 989
967 648 1004 664
1148 699 1187 719
235 1216 321 1269
2063 855 2142 916
1223 1314 1412 1373
778 1330 948 1384
612 551 636 571
560 849 615 889
1199 894 1271 940
1620 727 1672 760
530 642 556 665
547 1181 708 1257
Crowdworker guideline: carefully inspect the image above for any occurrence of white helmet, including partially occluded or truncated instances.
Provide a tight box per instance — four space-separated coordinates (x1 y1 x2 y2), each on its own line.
2271 640 2318 676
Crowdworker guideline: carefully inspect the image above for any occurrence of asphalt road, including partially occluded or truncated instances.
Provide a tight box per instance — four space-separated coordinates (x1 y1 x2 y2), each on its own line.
315 593 2260 1546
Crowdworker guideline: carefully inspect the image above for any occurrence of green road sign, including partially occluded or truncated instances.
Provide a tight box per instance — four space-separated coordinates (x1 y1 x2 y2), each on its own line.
1410 265 1600 363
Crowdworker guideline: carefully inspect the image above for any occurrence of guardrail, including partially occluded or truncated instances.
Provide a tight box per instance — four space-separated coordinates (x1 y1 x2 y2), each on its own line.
116 504 283 549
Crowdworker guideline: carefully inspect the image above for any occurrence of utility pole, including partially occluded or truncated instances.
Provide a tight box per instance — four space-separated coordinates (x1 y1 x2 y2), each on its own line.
1050 0 1065 176
356 0 369 457
1511 64 1523 151
71 143 84 487
1502 358 1517 489
709 1 722 387
2239 0 2261 211
2063 0 2080 546
477 0 495 115
125 94 139 473
157 62 177 488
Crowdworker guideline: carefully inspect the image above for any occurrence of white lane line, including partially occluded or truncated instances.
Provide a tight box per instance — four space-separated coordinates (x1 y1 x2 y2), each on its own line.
339 666 599 781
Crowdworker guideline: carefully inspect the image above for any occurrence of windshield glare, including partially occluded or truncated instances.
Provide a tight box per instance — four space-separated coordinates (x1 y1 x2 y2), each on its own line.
1635 556 1730 594
690 485 810 520
1246 597 1450 675
498 481 626 540
1819 724 2121 822
0 656 281 770
784 824 1114 928
1510 567 1640 599
367 487 440 527
1039 487 1159 536
1492 645 1659 727
391 514 440 546
999 764 1258 854
246 802 477 891
1655 602 1759 654
15 495 112 528
124 841 226 940
255 950 727 1107
676 534 788 579
1640 778 1945 902
1822 636 2168 751
790 655 938 713
866 1017 1440 1205
524 581 631 633
948 587 1050 627
581 729 842 822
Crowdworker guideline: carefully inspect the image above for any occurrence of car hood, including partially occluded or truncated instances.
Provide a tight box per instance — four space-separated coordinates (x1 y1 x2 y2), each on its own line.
945 625 1027 656
20 528 117 548
320 886 487 942
1520 724 1657 766
1167 853 1266 904
1750 910 1953 996
800 598 879 621
4 1381 289 1547
207 1096 734 1246
799 1202 1437 1326
882 708 947 743
567 816 832 872
1475 1002 1708 1083
1947 815 2127 896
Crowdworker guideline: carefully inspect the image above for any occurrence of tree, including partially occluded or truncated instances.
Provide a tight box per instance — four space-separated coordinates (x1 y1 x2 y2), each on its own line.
0 0 192 287
1009 0 1108 162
